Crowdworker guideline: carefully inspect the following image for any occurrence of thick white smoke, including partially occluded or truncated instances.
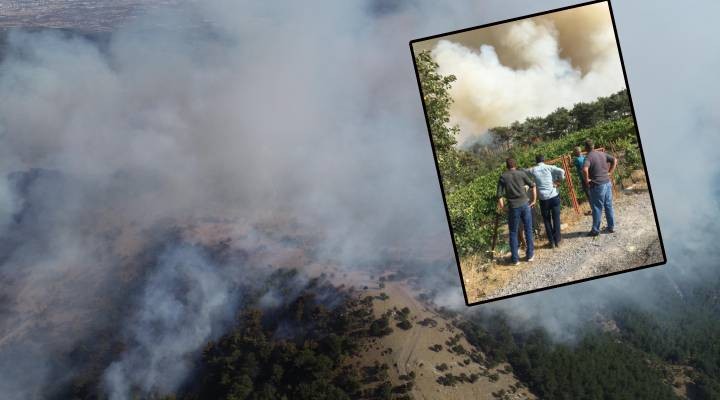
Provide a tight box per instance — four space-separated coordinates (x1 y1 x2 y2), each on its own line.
0 2 466 398
103 246 238 399
426 3 625 146
1 1 719 398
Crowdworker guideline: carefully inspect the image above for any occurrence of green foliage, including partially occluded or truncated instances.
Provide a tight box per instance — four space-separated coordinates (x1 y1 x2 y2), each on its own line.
445 170 502 255
415 50 458 153
447 117 638 257
545 107 572 138
611 277 720 398
512 334 674 399
459 274 720 399
393 306 412 330
614 135 642 172
485 89 631 146
429 344 442 352
415 50 464 190
570 101 605 130
396 320 412 330
373 381 392 400
369 316 393 337
180 277 381 400
460 316 676 400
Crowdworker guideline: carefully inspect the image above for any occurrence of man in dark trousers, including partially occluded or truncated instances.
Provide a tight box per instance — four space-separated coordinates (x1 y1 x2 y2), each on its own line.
582 139 618 236
527 154 565 249
497 158 537 265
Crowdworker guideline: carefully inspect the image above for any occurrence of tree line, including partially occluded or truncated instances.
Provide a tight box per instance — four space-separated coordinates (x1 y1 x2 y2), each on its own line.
483 89 631 152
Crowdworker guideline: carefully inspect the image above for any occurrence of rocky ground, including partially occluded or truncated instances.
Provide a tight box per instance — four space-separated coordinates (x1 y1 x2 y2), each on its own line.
463 185 664 303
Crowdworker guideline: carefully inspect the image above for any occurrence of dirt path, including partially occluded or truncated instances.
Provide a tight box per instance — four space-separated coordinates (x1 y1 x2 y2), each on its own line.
359 282 535 399
464 189 663 302
387 284 426 381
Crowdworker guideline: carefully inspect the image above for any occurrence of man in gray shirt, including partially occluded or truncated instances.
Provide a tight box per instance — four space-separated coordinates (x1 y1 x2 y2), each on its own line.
582 139 618 236
497 158 537 265
527 155 565 248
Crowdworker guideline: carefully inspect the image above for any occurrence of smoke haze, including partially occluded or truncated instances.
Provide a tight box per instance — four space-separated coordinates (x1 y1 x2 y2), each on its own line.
102 246 239 399
0 2 461 397
415 2 626 146
0 0 719 398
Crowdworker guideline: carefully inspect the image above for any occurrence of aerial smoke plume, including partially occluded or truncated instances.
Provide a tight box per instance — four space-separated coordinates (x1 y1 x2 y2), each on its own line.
102 246 239 399
0 1 719 399
421 2 625 146
0 1 461 398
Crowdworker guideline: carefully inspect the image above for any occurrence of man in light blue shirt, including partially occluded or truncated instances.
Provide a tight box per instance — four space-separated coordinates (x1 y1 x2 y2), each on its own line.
526 155 565 248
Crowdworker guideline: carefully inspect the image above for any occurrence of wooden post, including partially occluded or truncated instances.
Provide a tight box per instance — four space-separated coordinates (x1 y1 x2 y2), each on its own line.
609 144 619 196
546 155 580 216
561 155 581 215
490 211 500 260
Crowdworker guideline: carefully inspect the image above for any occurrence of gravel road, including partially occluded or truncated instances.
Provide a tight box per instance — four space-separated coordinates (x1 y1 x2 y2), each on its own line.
487 189 664 299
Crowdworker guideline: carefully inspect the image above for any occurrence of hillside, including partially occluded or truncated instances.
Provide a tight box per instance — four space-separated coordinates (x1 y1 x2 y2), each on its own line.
0 171 701 400
354 281 533 399
351 274 720 400
5 215 717 399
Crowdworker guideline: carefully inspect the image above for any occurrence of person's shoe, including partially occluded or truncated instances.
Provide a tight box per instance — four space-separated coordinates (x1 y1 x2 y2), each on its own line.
527 255 535 262
602 227 615 234
512 260 520 266
555 240 561 248
549 242 556 249
587 230 599 237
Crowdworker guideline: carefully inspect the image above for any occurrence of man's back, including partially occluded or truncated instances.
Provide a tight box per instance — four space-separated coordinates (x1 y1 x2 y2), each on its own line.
527 163 564 200
584 150 615 185
497 169 534 208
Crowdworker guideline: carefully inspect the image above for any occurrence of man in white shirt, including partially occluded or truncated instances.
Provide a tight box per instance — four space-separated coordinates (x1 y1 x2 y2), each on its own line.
526 155 565 248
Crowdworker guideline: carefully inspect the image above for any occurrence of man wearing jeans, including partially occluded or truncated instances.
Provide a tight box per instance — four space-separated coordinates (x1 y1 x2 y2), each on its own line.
497 158 537 265
582 139 618 236
527 155 565 249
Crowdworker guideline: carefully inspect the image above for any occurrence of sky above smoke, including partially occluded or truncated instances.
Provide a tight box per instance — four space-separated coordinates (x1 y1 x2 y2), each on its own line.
0 0 719 398
413 2 626 146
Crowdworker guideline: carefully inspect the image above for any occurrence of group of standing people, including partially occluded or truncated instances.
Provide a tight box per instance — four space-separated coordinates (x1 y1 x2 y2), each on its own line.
496 139 618 265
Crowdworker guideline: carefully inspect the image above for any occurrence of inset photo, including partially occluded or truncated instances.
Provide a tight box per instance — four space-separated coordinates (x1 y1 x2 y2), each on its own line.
410 0 665 305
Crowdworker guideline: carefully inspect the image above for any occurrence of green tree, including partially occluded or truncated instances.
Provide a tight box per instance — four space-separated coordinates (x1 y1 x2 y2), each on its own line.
570 101 604 130
545 107 572 138
600 89 631 120
509 121 524 147
228 375 254 400
415 50 461 190
490 126 514 151
520 116 547 145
